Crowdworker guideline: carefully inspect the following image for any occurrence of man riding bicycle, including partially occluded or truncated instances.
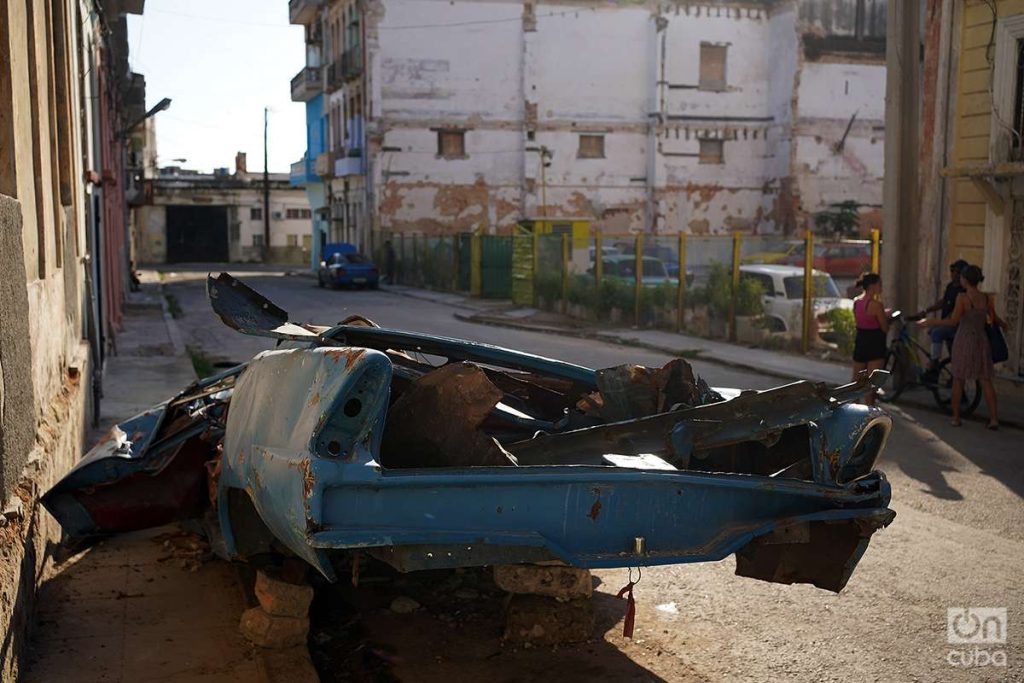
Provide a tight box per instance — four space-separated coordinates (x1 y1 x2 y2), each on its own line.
915 259 967 379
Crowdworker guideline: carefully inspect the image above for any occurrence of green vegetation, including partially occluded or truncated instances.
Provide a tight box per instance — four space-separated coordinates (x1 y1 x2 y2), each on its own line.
825 308 856 355
164 292 183 319
735 276 764 317
187 346 215 379
814 200 861 238
704 262 733 320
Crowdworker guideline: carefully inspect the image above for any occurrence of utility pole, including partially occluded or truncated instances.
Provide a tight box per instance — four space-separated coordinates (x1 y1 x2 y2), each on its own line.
263 107 270 262
539 145 551 219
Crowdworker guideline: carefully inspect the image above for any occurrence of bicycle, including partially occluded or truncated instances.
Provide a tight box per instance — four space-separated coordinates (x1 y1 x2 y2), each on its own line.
876 311 981 416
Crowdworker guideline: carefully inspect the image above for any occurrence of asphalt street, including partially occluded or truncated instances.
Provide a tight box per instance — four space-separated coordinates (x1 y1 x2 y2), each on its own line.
160 267 1023 682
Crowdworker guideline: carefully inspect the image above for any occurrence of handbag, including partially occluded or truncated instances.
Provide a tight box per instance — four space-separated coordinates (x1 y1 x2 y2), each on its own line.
986 296 1009 364
987 324 1009 364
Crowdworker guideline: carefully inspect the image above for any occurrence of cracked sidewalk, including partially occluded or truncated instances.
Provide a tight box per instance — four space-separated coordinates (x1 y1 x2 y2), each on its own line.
22 282 309 682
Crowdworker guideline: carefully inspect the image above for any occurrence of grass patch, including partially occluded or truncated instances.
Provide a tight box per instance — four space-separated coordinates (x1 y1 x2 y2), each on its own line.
164 292 183 319
187 346 216 379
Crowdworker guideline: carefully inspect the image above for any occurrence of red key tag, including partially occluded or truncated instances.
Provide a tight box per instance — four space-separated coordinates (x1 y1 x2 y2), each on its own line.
616 567 641 638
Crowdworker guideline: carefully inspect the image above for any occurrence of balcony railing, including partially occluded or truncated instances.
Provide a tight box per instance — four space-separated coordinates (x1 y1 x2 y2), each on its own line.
290 66 321 102
342 46 363 81
289 0 323 25
334 148 364 177
326 56 344 92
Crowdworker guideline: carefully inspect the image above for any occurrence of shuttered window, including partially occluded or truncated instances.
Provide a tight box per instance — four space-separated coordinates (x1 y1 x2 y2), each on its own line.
578 134 605 159
699 139 724 164
437 130 466 158
699 43 728 92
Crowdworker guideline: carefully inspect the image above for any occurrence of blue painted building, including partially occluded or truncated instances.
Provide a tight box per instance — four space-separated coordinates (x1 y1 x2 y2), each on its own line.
290 89 329 270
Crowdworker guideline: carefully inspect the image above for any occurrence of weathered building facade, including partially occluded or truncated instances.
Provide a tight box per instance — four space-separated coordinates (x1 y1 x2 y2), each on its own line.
290 0 886 253
133 154 315 265
0 0 147 676
887 0 1024 384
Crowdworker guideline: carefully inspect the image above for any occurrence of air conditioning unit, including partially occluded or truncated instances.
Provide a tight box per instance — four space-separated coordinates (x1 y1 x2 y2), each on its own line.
272 211 284 220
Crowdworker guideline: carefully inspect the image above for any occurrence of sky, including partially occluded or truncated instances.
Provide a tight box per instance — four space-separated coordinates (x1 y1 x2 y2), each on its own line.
127 0 307 173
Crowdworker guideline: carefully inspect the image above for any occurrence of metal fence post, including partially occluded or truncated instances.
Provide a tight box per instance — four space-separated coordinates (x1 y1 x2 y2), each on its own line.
729 233 741 342
634 234 644 328
676 232 687 333
412 234 419 286
561 233 570 315
470 233 482 297
452 233 460 292
398 233 405 284
531 232 539 307
802 230 814 353
870 228 880 274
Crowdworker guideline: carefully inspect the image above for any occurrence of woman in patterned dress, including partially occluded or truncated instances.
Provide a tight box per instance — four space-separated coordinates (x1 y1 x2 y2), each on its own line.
920 265 1007 428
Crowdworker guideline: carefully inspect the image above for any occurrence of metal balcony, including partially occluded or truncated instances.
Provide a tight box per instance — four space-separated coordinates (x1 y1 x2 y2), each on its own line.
342 46 363 81
326 57 344 92
334 148 364 177
289 0 323 25
290 66 321 102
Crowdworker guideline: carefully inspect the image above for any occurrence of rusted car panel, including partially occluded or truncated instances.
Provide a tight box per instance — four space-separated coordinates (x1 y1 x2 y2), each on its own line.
43 274 896 593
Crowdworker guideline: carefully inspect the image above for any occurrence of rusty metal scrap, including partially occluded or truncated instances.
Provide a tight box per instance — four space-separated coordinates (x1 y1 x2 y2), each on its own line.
381 362 518 468
595 359 722 421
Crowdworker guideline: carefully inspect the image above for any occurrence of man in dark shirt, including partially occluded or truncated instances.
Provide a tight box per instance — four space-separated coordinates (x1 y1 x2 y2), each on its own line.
916 259 968 371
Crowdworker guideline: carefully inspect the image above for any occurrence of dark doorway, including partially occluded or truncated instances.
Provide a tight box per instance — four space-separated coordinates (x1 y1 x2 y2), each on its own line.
166 205 229 263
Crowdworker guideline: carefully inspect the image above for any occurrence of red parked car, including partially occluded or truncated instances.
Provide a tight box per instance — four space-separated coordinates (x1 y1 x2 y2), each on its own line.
782 242 871 279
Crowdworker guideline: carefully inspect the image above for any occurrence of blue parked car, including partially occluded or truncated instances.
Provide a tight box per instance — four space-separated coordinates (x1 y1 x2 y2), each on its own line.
41 273 895 595
318 244 379 289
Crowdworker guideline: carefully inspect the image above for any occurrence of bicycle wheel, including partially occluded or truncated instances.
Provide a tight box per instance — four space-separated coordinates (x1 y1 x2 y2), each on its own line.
931 358 981 417
877 348 909 403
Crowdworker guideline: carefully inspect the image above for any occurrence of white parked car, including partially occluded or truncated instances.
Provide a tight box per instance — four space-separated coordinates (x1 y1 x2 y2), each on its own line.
739 264 853 338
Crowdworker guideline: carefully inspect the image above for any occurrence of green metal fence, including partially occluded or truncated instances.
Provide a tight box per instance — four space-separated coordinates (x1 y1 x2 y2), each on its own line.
379 229 881 354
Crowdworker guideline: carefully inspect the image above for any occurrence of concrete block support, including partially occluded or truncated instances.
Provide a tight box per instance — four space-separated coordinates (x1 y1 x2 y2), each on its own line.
239 607 310 649
493 564 593 600
254 568 314 618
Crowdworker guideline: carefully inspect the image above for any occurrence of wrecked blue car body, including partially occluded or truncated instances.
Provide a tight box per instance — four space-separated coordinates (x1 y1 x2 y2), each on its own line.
43 274 895 593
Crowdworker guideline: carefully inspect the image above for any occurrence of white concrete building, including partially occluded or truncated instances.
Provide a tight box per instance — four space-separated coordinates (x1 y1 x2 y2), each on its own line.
290 0 886 245
134 153 315 264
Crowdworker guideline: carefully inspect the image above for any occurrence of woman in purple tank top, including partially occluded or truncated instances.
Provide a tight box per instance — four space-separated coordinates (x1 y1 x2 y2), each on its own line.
851 273 889 405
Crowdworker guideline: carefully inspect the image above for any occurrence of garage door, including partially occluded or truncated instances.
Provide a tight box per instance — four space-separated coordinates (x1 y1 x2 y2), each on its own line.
166 205 229 263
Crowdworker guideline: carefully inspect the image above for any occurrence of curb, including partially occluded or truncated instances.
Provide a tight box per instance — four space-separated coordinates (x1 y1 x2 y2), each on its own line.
382 285 495 313
155 282 188 358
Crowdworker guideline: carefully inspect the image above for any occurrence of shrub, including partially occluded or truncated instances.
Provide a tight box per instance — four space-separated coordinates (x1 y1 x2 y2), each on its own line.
567 274 598 309
535 271 562 309
597 277 633 317
706 262 733 320
735 277 764 316
825 307 856 355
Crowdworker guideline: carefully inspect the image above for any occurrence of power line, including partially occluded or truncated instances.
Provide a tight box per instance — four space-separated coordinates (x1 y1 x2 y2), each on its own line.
378 8 590 30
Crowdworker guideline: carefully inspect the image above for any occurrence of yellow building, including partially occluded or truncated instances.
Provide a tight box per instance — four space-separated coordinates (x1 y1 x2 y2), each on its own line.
890 0 1024 381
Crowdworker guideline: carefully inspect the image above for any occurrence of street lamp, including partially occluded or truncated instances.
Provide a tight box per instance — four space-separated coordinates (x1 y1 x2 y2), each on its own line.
118 97 172 139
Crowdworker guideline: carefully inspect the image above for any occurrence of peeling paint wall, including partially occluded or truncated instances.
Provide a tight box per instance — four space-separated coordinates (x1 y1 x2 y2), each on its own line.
794 0 887 233
355 0 884 238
